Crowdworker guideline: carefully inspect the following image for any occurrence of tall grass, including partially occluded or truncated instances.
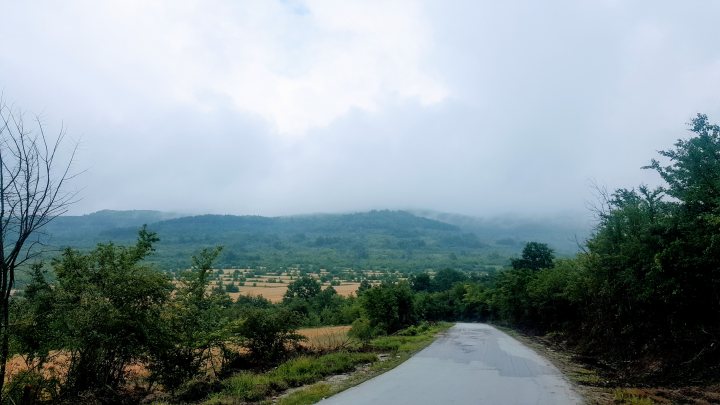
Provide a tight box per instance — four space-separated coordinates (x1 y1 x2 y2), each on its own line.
219 373 271 401
270 352 375 387
613 388 654 405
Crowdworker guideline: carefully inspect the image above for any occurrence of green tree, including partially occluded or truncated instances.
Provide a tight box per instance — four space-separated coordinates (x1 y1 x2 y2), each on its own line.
29 228 172 399
646 113 720 215
409 272 432 292
511 242 555 271
431 268 467 292
576 114 720 369
313 285 338 310
11 264 55 368
284 276 322 301
148 247 231 392
490 267 534 323
360 282 415 334
228 307 304 365
357 279 372 295
414 291 454 321
348 317 375 344
526 259 588 331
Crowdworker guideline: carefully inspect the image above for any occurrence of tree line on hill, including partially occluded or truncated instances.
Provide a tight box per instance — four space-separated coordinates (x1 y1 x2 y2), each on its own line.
37 209 581 277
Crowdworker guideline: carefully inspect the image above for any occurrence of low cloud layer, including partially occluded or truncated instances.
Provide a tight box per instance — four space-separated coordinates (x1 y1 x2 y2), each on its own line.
2 0 719 219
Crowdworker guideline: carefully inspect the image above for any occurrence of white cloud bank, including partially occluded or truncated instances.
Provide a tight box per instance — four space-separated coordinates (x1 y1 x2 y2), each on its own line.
2 0 447 137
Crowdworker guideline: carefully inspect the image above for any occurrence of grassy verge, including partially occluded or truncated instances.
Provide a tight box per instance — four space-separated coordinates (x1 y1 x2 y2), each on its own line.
278 322 453 405
276 383 332 405
203 352 377 404
202 322 452 405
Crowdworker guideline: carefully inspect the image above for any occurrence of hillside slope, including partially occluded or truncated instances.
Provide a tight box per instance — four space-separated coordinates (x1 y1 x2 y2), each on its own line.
35 209 587 273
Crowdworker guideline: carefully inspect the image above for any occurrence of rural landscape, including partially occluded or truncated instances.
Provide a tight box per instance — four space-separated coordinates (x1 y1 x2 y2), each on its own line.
2 1 720 404
2 118 720 403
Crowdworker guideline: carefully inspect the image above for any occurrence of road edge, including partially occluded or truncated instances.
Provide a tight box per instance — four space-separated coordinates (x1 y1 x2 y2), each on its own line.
275 322 454 405
493 324 613 404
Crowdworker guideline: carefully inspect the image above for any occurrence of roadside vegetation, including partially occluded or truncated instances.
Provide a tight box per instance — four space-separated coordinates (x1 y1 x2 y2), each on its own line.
483 115 720 385
6 233 456 404
206 322 449 405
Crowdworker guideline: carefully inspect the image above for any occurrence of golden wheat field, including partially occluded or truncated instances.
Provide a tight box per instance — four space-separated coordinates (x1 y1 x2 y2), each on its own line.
6 326 354 384
297 325 352 351
223 282 361 303
228 285 288 302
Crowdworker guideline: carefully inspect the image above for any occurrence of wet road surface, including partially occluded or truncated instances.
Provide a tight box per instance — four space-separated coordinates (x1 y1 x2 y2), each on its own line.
318 323 582 405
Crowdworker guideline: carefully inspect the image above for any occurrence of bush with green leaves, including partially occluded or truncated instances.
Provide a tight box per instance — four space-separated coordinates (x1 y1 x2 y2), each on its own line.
14 227 172 400
229 307 305 365
359 281 415 335
348 317 376 344
148 247 232 393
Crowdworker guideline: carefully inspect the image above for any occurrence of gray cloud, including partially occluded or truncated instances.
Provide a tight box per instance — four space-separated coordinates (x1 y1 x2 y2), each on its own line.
1 0 719 219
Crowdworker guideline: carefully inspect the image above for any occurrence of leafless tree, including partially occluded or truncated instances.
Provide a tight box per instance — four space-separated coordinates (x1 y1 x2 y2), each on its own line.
0 97 78 396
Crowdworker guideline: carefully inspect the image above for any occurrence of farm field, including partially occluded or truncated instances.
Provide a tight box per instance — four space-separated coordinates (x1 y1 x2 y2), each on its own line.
222 283 362 303
197 267 389 302
4 326 354 388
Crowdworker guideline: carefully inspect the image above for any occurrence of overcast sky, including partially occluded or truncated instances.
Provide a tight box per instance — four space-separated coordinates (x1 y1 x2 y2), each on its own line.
1 0 719 219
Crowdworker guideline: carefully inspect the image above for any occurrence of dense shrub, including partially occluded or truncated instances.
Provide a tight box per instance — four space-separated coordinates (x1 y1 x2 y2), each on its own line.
229 307 305 365
359 282 415 334
15 228 172 400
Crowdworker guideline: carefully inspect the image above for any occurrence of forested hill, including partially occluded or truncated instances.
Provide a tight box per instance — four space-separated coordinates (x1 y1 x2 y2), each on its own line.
40 209 586 272
45 209 183 240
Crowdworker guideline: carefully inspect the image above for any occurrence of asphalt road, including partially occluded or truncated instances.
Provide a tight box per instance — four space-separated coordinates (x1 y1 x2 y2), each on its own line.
318 323 583 405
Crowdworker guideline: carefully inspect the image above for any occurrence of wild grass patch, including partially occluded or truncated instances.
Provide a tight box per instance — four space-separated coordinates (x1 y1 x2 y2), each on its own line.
205 322 451 404
220 372 272 402
277 383 332 405
613 388 654 405
204 351 375 404
371 322 452 353
269 352 376 387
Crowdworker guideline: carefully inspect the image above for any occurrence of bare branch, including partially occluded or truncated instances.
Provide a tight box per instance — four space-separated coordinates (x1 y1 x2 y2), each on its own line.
0 98 79 397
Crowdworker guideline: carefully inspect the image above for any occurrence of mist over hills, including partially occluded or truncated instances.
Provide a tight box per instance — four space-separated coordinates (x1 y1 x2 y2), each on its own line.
411 210 591 254
39 209 590 272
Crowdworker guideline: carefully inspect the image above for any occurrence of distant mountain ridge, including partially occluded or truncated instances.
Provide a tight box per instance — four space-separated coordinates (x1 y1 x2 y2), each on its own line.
48 210 459 244
38 209 588 272
46 209 183 240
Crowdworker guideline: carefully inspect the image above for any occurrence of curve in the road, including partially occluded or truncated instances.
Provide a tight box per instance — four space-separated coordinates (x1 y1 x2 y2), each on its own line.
318 323 583 405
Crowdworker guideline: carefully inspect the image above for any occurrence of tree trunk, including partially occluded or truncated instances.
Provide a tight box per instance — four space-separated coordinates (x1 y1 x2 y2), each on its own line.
0 296 8 399
0 265 8 399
